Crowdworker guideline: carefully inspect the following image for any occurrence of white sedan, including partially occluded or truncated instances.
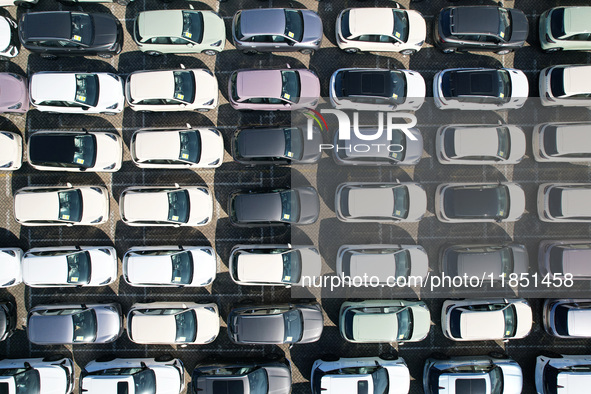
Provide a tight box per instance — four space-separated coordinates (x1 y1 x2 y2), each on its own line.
22 246 117 287
0 356 75 394
0 247 22 288
0 131 22 170
14 184 109 226
119 185 212 226
131 125 223 169
123 246 216 287
29 72 125 114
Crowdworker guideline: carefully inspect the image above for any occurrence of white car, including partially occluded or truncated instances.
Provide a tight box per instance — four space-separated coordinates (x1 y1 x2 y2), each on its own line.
22 246 117 287
81 357 185 394
0 356 75 394
436 124 526 164
433 68 528 110
533 122 591 162
29 72 125 114
538 183 591 222
441 299 533 341
123 246 216 287
335 7 426 55
535 354 591 394
125 68 218 112
0 16 18 58
27 130 122 172
0 131 22 170
126 302 220 345
14 184 109 226
131 125 224 169
311 355 409 394
0 247 22 287
540 65 591 108
119 185 212 227
329 68 425 111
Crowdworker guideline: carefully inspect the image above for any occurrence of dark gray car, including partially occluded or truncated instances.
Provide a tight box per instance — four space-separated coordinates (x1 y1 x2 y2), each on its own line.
229 186 320 226
232 8 322 54
228 303 323 345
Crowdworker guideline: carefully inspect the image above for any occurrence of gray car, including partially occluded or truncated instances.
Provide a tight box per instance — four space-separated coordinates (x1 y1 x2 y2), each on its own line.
539 240 591 280
26 302 123 345
543 299 591 338
227 302 323 345
232 8 322 55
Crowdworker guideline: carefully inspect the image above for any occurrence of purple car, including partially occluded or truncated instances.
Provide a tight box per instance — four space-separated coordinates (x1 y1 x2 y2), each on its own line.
228 68 320 111
0 73 28 114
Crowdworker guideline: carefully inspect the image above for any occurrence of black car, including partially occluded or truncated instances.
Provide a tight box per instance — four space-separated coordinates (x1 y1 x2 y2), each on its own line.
434 6 528 54
19 11 122 59
232 126 322 165
0 301 17 342
228 186 320 226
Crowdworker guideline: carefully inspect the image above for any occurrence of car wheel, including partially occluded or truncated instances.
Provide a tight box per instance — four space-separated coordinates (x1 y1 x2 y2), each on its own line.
265 353 282 361
14 0 35 7
539 351 562 359
155 355 174 362
344 48 359 54
95 355 116 362
42 354 64 362
39 53 57 60
320 354 339 362
379 352 398 361
98 53 113 59
442 48 455 54
430 352 450 360
400 49 416 56
496 49 511 55
145 51 162 56
242 50 258 55
488 351 509 359
202 50 217 56
116 0 130 4
300 49 314 55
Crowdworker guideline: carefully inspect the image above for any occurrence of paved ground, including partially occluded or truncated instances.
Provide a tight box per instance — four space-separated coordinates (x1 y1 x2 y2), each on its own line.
2 0 591 393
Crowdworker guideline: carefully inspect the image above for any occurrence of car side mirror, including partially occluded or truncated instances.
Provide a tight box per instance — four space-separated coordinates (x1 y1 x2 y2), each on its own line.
287 41 295 46
187 43 194 48
140 362 147 369
284 103 291 108
24 362 32 369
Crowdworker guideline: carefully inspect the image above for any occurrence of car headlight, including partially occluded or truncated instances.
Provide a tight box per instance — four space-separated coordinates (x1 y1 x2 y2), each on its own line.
90 187 104 194
203 69 214 76
9 73 21 81
203 248 213 256
203 99 214 106
2 279 15 287
90 216 103 223
197 217 210 225
416 41 424 47
204 306 216 313
0 162 13 168
106 133 118 141
209 128 220 136
106 103 119 110
99 248 112 255
99 277 112 285
7 103 21 110
1 132 14 140
313 40 321 45
2 250 15 256
208 158 220 166
103 163 117 170
211 40 222 47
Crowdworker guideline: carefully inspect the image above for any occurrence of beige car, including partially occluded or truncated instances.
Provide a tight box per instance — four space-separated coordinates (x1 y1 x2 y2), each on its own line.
539 65 591 108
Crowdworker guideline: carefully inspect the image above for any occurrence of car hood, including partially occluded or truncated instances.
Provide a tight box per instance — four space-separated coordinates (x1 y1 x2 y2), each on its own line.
514 302 533 338
0 75 26 108
403 128 424 164
233 192 282 223
297 70 320 108
201 12 225 47
265 365 292 394
406 184 427 221
505 183 526 221
79 188 108 223
508 69 529 101
153 365 183 394
301 126 323 163
94 132 122 171
408 247 429 278
407 10 426 46
186 188 212 225
95 74 124 113
194 307 220 343
95 306 121 343
410 305 430 341
91 13 119 47
296 247 321 285
300 307 323 343
38 366 68 394
297 187 320 224
511 245 529 275
404 71 426 109
302 10 323 44
499 363 523 394
88 248 116 286
508 9 528 44
198 129 224 166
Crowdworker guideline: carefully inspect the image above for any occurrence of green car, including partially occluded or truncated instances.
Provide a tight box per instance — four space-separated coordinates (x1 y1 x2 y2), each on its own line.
539 7 591 52
133 9 225 56
339 299 431 343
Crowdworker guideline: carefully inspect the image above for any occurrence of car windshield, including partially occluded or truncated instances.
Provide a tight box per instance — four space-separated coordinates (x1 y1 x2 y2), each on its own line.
489 366 504 394
0 368 41 394
371 368 389 394
550 68 566 98
284 128 304 160
284 9 304 42
340 10 352 39
167 190 190 223
498 8 511 40
283 309 303 342
67 251 91 284
282 250 301 283
394 250 411 279
75 74 99 107
496 127 511 159
392 186 409 219
182 11 204 43
503 305 517 338
247 368 269 394
497 70 511 102
500 247 514 276
392 10 409 43
396 308 413 340
389 129 407 161
175 310 197 343
171 251 194 285
178 130 201 163
548 188 564 218
173 71 196 104
58 189 83 223
280 190 301 223
281 71 301 103
542 126 560 156
72 309 97 342
389 71 406 105
550 8 566 39
132 368 157 394
553 304 570 336
71 13 93 46
496 187 510 218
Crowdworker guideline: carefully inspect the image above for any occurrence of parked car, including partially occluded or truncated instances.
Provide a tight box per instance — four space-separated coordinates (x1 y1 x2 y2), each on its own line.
433 68 528 110
533 122 591 162
335 7 426 55
123 246 216 287
336 244 428 285
229 244 321 287
0 131 22 170
339 299 430 343
127 302 219 345
335 182 427 223
440 243 528 280
333 127 423 166
538 183 591 222
228 302 323 345
119 185 212 227
14 185 109 226
539 240 591 280
0 16 19 58
126 68 218 112
434 6 528 54
436 124 526 164
329 68 425 111
81 357 185 394
0 247 22 287
134 10 225 56
29 72 124 114
192 357 291 394
539 7 591 52
0 301 16 341
311 355 409 394
435 182 525 223
228 68 320 111
543 299 591 338
232 8 322 54
229 186 320 226
28 130 122 172
535 353 591 394
232 125 322 165
27 302 123 345
130 125 223 169
539 65 591 108
18 11 122 59
0 356 75 394
423 354 522 394
0 73 28 113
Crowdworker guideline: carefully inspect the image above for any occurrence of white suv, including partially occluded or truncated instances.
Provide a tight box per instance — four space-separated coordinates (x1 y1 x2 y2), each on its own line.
0 356 75 394
535 353 591 394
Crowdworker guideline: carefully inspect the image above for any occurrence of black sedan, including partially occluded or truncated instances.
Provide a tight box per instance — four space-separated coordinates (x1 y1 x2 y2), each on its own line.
19 11 122 59
228 186 319 226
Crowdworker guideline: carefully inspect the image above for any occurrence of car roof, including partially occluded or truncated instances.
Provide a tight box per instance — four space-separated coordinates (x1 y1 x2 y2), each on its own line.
348 8 395 37
126 254 174 284
138 10 183 39
563 66 591 96
31 73 77 104
239 9 286 37
346 187 395 218
353 312 398 341
568 308 591 336
450 69 503 97
23 12 71 40
234 312 285 343
23 255 71 284
134 131 182 161
557 372 591 393
456 249 503 277
460 310 506 339
237 128 286 158
554 125 591 155
29 132 94 165
233 192 282 222
321 375 374 393
123 190 170 222
236 253 284 283
14 190 59 222
562 249 591 277
131 313 177 342
564 7 591 36
28 314 74 343
235 70 282 100
443 185 504 218
452 127 500 158
451 7 501 36
129 71 175 102
341 70 395 97
348 252 394 279
560 188 591 217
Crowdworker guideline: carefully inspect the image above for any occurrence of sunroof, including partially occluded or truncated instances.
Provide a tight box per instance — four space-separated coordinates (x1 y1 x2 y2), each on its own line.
455 378 487 394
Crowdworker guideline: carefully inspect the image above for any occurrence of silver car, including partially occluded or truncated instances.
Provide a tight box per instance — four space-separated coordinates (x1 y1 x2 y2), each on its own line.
538 183 591 222
539 240 591 280
533 122 591 162
543 299 591 338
